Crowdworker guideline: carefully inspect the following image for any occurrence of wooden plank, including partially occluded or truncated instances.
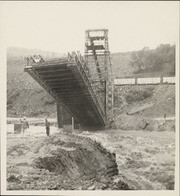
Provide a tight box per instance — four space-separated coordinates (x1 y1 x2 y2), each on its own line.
33 64 68 71
54 88 82 92
47 83 80 88
61 95 89 101
40 74 75 80
44 77 77 82
59 98 88 103
50 85 80 90
63 94 90 99
62 100 92 105
39 72 73 78
36 68 70 74
55 92 84 97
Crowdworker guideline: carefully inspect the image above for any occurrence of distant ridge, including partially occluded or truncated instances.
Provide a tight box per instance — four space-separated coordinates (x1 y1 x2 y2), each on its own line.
7 47 66 59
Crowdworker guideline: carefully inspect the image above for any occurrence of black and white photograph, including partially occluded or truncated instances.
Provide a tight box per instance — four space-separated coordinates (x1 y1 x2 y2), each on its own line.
0 1 179 195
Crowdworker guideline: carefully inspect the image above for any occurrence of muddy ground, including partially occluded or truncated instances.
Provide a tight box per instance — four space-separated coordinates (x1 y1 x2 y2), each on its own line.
6 123 175 190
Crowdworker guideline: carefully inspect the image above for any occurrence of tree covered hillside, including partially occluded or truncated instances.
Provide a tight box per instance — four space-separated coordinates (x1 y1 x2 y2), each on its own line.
112 44 175 78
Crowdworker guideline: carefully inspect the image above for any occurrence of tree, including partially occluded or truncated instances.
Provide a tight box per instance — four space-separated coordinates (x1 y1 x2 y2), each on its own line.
130 47 154 72
129 44 175 75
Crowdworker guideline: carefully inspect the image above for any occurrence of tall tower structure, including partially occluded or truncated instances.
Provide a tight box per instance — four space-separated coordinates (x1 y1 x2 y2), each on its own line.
85 29 114 124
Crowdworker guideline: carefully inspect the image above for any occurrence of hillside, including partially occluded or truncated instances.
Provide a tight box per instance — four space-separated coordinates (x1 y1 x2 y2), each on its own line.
7 48 66 118
113 85 175 131
7 47 66 59
112 44 175 78
7 46 175 118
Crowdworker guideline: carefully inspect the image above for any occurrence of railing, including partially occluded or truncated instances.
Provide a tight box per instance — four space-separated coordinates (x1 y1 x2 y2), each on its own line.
24 55 68 67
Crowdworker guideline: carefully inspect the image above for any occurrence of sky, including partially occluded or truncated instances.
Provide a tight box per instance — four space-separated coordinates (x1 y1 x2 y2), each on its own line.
0 1 179 54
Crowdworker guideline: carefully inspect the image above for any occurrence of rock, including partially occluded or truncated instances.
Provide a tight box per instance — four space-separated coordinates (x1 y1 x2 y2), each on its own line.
100 184 108 190
33 176 39 180
87 185 95 190
112 185 118 190
48 185 58 190
113 178 119 183
117 180 130 190
7 175 20 182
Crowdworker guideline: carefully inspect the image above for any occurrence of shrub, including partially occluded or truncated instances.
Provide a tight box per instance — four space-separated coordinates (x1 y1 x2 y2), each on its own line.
125 88 153 104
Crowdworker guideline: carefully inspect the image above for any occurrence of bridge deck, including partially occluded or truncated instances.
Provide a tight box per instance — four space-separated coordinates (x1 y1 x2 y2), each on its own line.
24 53 106 126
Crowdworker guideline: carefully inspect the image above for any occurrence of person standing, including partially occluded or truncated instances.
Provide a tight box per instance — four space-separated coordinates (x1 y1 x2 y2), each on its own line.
21 117 29 138
45 119 50 136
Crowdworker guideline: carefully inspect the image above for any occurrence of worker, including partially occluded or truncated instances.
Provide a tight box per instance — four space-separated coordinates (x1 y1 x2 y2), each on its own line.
109 117 115 128
45 119 50 136
21 117 29 137
163 113 167 124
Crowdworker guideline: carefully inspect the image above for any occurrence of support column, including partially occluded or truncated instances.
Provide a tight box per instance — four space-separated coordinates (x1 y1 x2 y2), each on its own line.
57 102 73 132
62 107 72 132
57 103 63 128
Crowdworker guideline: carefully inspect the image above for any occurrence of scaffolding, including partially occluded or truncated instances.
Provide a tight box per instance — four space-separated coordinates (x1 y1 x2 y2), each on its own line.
85 29 114 122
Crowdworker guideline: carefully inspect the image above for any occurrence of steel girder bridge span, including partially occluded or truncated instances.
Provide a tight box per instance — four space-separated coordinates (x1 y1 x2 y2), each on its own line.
24 52 106 127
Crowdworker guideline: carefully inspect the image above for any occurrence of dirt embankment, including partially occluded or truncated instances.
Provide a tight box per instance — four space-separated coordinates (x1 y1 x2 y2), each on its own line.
7 133 131 190
113 85 175 131
81 129 175 190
